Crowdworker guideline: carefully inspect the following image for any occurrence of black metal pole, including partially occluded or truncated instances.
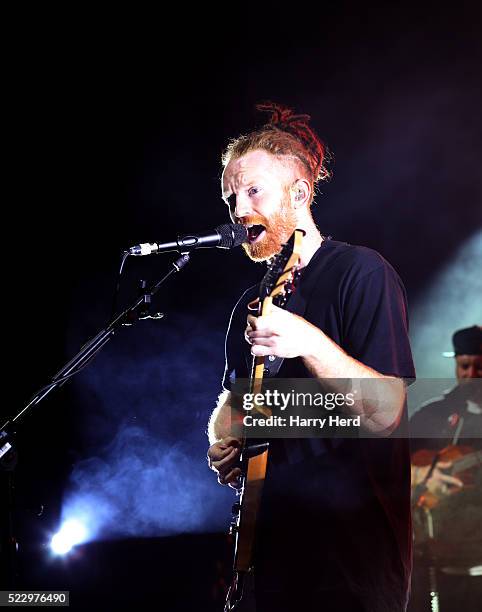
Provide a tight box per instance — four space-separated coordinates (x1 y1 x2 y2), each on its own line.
1 251 191 447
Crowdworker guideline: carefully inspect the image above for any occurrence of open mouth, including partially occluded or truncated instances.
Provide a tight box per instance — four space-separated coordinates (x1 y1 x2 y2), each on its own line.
246 224 266 243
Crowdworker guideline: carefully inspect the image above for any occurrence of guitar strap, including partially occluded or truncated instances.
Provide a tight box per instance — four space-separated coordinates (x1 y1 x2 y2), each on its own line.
451 415 464 446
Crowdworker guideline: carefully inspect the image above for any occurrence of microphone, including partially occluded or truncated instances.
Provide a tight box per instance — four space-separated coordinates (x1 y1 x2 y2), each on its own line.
128 224 248 256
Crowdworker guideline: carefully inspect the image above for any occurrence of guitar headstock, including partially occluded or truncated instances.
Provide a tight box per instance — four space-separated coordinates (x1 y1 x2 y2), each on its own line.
259 229 304 308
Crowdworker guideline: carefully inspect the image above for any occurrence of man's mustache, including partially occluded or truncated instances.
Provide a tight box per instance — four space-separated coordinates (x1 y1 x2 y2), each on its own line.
240 215 269 228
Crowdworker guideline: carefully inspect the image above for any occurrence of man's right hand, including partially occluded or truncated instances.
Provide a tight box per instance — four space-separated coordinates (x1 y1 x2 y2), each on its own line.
412 460 463 497
207 436 242 488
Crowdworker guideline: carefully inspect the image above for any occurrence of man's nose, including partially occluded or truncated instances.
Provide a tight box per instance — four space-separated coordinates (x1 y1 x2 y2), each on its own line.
467 365 478 378
233 195 253 220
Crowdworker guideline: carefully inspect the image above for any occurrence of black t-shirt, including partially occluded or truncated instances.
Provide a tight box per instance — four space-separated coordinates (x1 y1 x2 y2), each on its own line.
223 239 416 611
410 386 482 451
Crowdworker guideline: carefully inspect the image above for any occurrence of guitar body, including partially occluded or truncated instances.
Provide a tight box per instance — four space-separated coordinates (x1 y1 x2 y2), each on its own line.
224 229 304 611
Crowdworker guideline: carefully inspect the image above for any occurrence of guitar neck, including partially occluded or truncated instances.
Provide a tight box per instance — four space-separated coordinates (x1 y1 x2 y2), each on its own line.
248 296 273 412
452 450 482 474
226 229 304 606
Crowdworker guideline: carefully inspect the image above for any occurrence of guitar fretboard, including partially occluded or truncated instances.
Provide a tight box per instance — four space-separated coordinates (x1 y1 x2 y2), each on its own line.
452 450 482 474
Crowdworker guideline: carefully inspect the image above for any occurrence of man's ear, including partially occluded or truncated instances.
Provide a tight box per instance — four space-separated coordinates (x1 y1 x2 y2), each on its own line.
290 179 311 208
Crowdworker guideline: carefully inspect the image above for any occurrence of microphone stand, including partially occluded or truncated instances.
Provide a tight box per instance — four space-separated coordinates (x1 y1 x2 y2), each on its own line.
0 251 191 587
0 252 191 443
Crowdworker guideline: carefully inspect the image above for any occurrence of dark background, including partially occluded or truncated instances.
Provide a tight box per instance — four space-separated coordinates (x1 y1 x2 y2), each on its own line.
3 2 482 610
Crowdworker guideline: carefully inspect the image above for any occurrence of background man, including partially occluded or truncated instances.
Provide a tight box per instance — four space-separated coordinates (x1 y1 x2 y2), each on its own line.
410 325 482 611
207 103 415 612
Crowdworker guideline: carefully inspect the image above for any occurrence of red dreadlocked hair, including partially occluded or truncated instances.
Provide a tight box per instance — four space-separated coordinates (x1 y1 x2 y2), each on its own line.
222 102 330 201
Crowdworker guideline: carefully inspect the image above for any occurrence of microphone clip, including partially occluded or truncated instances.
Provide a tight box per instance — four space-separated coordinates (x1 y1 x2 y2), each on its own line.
121 279 165 326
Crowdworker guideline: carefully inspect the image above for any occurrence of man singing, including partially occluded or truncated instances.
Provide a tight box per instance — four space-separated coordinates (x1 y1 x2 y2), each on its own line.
207 103 415 611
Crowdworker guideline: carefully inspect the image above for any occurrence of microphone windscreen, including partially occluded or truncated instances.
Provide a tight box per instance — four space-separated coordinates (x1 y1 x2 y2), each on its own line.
216 223 248 248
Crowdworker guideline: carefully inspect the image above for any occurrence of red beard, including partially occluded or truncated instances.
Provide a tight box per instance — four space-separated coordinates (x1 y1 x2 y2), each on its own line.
241 196 298 262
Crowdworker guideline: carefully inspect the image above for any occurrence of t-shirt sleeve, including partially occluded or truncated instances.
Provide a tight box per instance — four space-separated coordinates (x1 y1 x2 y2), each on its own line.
342 257 415 380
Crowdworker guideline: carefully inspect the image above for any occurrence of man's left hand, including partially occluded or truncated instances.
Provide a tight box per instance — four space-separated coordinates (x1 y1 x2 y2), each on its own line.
246 305 320 359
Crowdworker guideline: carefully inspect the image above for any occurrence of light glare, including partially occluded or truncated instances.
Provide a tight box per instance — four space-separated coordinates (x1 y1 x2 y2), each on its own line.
50 519 88 555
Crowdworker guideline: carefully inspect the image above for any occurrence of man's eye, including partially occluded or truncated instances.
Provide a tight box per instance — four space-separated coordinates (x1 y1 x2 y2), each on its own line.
248 187 259 196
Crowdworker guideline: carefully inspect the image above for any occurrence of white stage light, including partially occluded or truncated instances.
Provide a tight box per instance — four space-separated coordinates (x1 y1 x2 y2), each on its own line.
50 519 88 555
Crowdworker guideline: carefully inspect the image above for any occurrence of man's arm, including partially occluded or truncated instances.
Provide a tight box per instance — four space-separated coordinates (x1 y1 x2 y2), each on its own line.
246 306 406 435
300 318 406 435
207 390 243 486
207 389 232 445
